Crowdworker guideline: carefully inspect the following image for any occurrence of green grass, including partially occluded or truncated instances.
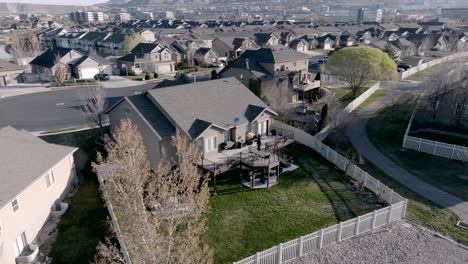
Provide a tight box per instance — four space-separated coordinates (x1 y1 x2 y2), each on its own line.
354 89 387 112
205 144 385 264
40 129 108 264
332 87 369 106
409 131 468 146
366 93 468 200
324 133 468 246
122 73 146 81
50 80 98 87
178 66 214 74
311 48 328 54
404 67 432 81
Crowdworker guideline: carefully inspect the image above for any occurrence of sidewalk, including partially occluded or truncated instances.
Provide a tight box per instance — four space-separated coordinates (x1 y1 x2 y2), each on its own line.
0 86 50 98
346 92 468 223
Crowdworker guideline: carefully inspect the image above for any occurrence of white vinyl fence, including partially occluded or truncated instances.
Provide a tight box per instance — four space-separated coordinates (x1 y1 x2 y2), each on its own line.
234 122 408 264
315 82 381 141
402 107 468 162
400 51 468 80
96 175 132 264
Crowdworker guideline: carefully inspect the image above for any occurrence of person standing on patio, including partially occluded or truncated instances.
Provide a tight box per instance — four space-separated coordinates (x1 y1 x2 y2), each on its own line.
257 134 262 151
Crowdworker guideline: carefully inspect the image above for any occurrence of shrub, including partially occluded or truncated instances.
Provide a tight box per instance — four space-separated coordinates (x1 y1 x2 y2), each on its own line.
153 72 159 79
145 73 151 80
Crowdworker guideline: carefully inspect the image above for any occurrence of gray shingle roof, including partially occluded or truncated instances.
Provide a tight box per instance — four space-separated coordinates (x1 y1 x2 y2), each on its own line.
126 94 175 139
147 78 276 139
0 126 76 208
239 47 309 63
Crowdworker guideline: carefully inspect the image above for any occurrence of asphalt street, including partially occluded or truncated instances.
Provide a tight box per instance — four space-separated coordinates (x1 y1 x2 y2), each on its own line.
0 84 153 131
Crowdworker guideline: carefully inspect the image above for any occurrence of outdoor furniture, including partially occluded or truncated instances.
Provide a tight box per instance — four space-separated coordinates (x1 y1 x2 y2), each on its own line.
224 140 235 150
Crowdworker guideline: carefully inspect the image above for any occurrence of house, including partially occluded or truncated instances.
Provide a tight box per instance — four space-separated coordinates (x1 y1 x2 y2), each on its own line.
116 43 175 75
252 32 280 47
219 47 319 103
211 37 259 61
338 34 355 47
106 78 278 170
0 60 24 86
193 48 219 66
30 48 110 81
289 39 309 52
0 126 77 264
316 35 338 50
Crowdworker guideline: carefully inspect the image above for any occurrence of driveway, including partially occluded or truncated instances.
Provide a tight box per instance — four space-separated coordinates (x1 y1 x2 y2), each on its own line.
346 89 468 223
99 75 150 89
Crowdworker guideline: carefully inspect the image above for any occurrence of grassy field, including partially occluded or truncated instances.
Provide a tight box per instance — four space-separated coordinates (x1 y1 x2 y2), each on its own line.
324 132 468 246
366 93 468 200
205 144 385 264
40 129 108 264
409 131 468 146
332 87 369 106
353 89 387 112
178 66 215 74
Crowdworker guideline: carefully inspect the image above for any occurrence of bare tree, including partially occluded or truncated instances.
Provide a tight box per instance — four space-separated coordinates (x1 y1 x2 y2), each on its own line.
419 36 433 55
423 67 452 119
94 119 213 264
53 54 67 85
327 97 351 135
261 77 295 116
389 89 402 119
8 31 28 61
80 85 107 141
27 30 43 56
448 80 468 128
143 55 156 74
93 220 125 264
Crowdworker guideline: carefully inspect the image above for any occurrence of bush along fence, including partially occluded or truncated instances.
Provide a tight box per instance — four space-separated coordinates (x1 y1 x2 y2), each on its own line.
96 175 132 264
315 82 381 141
400 51 468 80
402 106 468 162
233 121 408 264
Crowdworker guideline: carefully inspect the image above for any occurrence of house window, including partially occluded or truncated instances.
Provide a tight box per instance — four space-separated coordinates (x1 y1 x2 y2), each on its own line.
45 170 55 188
224 131 230 142
12 199 19 213
205 136 217 152
14 232 27 257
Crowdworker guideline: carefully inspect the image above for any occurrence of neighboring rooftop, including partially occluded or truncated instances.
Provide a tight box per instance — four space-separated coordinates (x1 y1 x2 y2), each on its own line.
146 77 276 139
0 126 76 208
0 60 24 73
238 47 309 63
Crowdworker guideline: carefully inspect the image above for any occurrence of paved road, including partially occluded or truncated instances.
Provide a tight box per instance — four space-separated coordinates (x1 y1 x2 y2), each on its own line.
0 84 154 131
346 89 468 223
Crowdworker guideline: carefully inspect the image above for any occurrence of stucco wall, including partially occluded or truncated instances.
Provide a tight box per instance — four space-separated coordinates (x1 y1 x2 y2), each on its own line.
0 153 76 264
108 99 163 169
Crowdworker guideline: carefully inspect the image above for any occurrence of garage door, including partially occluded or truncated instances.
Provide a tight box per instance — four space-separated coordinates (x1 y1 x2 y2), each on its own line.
156 64 172 73
80 68 100 80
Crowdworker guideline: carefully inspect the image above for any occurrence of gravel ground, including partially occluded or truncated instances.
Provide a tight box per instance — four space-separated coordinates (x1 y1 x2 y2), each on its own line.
291 221 468 264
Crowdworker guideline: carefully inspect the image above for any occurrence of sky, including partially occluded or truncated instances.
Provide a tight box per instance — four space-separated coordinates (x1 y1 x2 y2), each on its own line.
0 0 107 5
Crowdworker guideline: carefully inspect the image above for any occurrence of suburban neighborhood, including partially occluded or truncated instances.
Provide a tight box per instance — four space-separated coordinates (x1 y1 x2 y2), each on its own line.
0 0 467 264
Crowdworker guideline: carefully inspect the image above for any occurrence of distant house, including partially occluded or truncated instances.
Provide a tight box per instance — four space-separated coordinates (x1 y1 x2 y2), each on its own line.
116 43 176 75
106 78 278 170
317 35 338 50
193 48 219 66
289 39 308 52
219 47 319 103
0 126 77 264
30 48 110 81
338 34 355 47
0 60 24 86
252 32 280 47
212 37 259 61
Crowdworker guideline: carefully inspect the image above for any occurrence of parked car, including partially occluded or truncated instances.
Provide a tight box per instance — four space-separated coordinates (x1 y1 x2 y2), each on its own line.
94 73 110 81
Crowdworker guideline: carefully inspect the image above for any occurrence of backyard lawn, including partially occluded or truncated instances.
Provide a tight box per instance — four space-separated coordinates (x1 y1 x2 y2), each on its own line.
40 129 108 264
366 93 468 201
324 132 468 246
331 87 368 106
205 144 385 264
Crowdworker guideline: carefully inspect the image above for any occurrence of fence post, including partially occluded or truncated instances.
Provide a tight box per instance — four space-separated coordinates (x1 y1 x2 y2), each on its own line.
337 222 343 242
277 243 283 264
376 180 380 196
299 236 304 257
318 229 324 249
255 252 260 264
387 204 393 223
371 210 377 230
363 172 368 187
418 138 422 151
433 141 438 154
389 189 394 204
451 145 455 159
402 199 408 218
355 216 361 236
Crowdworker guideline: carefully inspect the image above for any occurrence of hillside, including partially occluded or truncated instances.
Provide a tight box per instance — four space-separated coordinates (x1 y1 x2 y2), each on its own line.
0 2 100 14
